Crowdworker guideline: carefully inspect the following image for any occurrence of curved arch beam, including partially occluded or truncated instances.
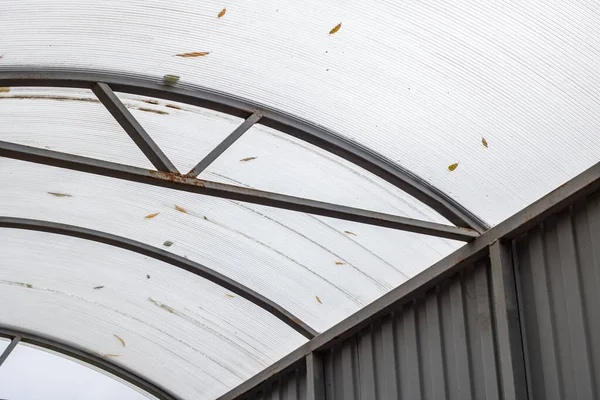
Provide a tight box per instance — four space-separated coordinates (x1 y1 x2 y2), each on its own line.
0 327 178 400
0 67 489 233
0 217 318 339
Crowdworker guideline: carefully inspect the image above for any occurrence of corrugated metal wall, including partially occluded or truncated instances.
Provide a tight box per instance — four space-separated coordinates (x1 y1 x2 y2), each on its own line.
237 365 306 400
232 182 600 400
515 193 600 400
322 259 502 400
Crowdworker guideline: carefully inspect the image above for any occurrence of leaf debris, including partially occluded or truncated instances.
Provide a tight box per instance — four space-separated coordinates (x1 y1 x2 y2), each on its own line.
226 294 235 298
142 99 159 105
147 274 151 279
175 205 187 214
176 52 210 57
163 241 174 247
165 104 181 110
329 23 342 35
448 163 459 172
0 87 10 93
240 156 257 162
93 286 104 290
218 8 226 18
148 297 176 313
344 231 357 236
48 192 72 197
316 296 323 304
482 138 488 148
145 212 159 219
137 107 168 115
335 261 345 265
114 334 126 347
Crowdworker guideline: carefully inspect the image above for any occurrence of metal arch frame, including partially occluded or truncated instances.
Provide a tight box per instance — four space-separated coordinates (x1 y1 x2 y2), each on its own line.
0 328 179 400
0 67 489 233
0 217 318 339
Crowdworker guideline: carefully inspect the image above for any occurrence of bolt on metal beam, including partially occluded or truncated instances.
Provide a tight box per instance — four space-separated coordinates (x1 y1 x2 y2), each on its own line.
91 82 179 174
0 141 479 242
187 111 262 177
0 335 21 367
0 217 318 339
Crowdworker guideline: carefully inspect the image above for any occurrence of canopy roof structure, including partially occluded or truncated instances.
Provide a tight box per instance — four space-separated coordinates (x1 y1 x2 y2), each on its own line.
0 1 599 398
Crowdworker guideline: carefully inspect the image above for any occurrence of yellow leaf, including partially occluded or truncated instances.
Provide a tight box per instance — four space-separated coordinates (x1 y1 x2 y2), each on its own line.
226 294 235 298
163 75 180 84
105 354 120 358
218 8 226 18
0 87 10 93
448 163 459 172
316 295 322 304
482 138 488 148
240 156 257 162
176 52 210 57
145 212 159 219
329 23 342 35
344 231 357 236
335 261 345 265
114 334 125 347
175 205 187 214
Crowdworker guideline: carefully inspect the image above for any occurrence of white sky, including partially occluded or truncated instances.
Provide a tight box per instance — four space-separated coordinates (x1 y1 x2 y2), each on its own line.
0 339 151 400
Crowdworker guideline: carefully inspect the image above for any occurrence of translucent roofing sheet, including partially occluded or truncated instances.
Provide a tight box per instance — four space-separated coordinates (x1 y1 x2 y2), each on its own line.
1 0 598 224
0 228 306 399
0 158 461 332
0 342 151 400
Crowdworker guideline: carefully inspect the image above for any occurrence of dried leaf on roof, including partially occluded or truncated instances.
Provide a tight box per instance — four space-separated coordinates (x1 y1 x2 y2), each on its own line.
218 8 227 18
175 205 187 214
48 192 72 197
165 104 181 110
316 296 323 304
335 261 345 265
176 52 210 57
448 163 459 172
329 23 342 35
145 212 159 219
137 107 168 115
163 240 174 247
226 294 235 298
114 334 125 347
482 138 488 148
0 87 9 93
142 99 159 105
163 75 180 84
104 354 120 358
240 156 257 162
344 231 357 236
93 286 104 290
147 274 151 279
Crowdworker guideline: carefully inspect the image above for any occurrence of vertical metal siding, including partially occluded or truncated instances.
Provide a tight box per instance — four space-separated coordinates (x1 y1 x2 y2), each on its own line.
515 194 600 400
322 260 502 400
238 366 306 400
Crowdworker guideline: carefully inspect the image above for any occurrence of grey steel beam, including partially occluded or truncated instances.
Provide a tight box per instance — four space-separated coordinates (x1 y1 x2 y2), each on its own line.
0 335 20 367
0 141 479 241
306 352 326 400
0 327 178 400
0 217 318 339
489 240 528 400
91 82 179 174
187 112 262 177
217 156 600 400
0 68 489 232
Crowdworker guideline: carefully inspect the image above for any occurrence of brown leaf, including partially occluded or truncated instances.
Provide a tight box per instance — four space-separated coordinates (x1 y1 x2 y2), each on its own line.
93 286 104 290
176 52 210 57
142 99 159 105
448 163 459 172
226 294 235 298
316 296 323 304
0 87 10 93
175 205 187 214
329 23 342 35
145 212 159 219
165 104 181 110
335 261 345 265
48 192 72 197
218 8 226 18
114 334 126 347
136 107 168 115
344 231 357 236
240 156 257 162
482 138 488 148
